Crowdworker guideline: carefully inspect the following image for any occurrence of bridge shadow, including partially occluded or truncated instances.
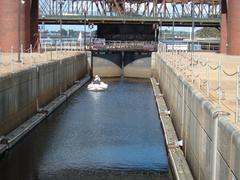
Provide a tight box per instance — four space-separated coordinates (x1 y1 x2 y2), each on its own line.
93 51 151 68
92 51 151 78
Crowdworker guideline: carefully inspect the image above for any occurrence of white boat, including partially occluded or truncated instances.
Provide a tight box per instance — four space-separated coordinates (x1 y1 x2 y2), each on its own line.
87 75 108 91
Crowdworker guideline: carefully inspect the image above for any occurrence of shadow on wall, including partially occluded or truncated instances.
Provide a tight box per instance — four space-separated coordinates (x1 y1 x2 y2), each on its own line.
93 51 151 78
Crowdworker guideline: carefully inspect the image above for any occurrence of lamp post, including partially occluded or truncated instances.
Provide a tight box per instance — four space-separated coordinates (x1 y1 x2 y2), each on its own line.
18 0 25 62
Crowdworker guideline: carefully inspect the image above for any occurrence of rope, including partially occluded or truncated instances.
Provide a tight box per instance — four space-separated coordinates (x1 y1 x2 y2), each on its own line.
222 69 237 76
200 61 207 67
211 86 220 91
209 65 219 70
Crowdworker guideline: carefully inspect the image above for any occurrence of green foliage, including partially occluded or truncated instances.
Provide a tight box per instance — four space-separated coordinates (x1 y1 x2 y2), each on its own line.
195 27 220 38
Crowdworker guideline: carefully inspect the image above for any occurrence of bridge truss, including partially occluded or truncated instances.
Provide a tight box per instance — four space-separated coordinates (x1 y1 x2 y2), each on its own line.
39 0 221 27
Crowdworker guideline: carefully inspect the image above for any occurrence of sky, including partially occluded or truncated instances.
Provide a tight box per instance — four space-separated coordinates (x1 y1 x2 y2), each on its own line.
41 24 200 33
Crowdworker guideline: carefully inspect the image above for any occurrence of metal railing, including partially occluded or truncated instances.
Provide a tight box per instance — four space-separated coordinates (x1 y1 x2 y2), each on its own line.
0 43 84 76
91 40 157 51
158 42 240 123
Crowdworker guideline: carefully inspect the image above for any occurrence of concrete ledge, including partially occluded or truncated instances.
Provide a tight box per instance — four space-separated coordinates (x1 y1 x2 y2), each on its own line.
151 78 193 180
0 76 90 155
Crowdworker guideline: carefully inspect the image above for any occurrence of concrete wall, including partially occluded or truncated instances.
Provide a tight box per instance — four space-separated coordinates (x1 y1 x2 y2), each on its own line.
0 53 88 135
124 53 151 78
93 52 151 78
93 53 122 77
152 52 240 180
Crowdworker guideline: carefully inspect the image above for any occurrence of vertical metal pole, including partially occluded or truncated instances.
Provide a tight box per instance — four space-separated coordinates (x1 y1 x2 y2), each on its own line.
218 59 221 105
21 44 24 64
0 48 2 64
91 51 93 77
60 1 63 47
198 59 201 89
84 11 87 51
191 2 195 59
18 0 21 62
45 42 47 61
206 60 210 97
191 57 194 83
30 44 33 66
181 84 185 139
11 46 14 73
172 3 175 52
236 66 240 123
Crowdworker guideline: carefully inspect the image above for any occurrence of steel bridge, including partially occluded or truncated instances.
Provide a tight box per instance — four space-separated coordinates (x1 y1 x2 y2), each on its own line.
39 0 221 27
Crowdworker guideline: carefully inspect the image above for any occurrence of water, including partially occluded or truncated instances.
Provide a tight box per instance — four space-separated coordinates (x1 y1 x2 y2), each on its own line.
0 78 169 180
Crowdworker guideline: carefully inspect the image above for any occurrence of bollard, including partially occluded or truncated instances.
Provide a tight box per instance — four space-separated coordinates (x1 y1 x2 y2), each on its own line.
236 65 240 123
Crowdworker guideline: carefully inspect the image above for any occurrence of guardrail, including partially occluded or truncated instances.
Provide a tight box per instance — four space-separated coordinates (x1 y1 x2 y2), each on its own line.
158 42 240 123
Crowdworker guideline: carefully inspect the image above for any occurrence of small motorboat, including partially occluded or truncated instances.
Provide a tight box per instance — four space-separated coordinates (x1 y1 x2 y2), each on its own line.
88 75 108 91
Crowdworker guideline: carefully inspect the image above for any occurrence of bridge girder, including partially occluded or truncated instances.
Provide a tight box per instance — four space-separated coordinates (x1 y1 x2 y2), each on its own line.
39 0 221 25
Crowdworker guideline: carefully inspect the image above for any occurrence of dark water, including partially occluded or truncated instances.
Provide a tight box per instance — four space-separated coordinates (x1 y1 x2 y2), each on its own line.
0 78 169 180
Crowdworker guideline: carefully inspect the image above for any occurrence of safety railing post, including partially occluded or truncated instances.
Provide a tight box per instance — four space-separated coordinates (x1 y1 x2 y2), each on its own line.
198 58 201 89
218 59 222 105
206 60 210 97
191 57 194 83
30 44 33 67
10 46 14 73
0 48 2 65
21 44 24 64
236 65 240 123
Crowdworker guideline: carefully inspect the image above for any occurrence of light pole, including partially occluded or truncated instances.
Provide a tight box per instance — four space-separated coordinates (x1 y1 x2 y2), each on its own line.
18 0 25 62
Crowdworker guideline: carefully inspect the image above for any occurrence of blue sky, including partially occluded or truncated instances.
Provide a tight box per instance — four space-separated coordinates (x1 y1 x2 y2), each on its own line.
41 24 199 32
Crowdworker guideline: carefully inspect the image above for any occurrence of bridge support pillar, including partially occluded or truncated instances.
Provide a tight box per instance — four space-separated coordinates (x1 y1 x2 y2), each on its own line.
227 0 240 55
220 0 227 54
30 0 39 51
0 1 38 52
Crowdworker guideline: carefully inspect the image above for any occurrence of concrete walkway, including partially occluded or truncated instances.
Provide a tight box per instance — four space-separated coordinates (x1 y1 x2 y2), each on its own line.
0 51 84 76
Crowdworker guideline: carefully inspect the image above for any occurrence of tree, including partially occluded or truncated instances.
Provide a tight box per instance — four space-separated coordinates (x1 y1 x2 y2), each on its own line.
195 27 220 38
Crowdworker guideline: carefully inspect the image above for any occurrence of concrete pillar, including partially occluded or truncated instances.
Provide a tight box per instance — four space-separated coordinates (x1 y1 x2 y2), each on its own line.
220 0 227 54
0 1 30 52
30 0 39 51
227 0 240 55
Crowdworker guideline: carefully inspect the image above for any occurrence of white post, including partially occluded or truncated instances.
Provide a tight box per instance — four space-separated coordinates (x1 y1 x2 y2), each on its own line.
30 44 33 66
0 48 2 64
11 46 14 73
218 59 222 105
21 44 24 64
198 58 201 89
191 57 194 83
45 42 47 61
206 60 210 97
236 65 240 123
